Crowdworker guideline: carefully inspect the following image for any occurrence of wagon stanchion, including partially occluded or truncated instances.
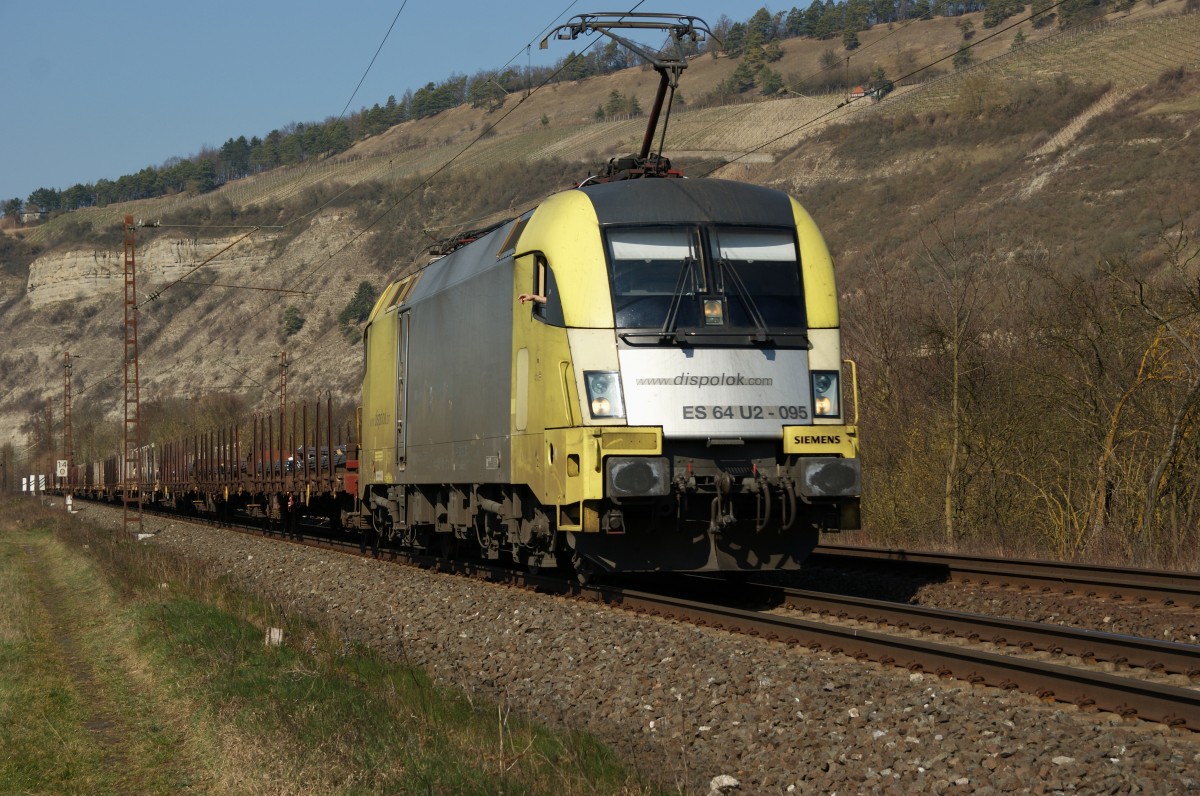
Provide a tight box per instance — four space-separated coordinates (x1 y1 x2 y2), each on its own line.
253 414 260 496
302 401 310 507
270 406 277 498
216 427 224 514
235 423 242 513
220 425 229 521
205 431 211 499
288 405 297 536
326 393 334 496
204 430 212 506
252 414 264 522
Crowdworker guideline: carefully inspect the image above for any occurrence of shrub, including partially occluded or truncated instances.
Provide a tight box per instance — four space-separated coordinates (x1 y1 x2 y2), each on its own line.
953 46 975 70
281 306 304 337
338 281 377 343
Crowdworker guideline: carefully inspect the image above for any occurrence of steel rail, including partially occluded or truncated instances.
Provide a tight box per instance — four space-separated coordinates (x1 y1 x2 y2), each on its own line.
812 544 1200 606
748 582 1200 677
589 585 1200 730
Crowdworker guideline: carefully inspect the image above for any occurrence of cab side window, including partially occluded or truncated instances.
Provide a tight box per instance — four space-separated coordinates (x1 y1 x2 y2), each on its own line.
532 255 565 327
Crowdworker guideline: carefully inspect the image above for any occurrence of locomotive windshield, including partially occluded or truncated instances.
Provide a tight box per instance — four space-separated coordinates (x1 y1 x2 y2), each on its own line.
605 225 806 342
609 227 705 329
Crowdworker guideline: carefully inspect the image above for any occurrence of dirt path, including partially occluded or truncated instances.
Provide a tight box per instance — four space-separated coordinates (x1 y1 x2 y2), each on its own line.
1 518 203 793
20 541 133 769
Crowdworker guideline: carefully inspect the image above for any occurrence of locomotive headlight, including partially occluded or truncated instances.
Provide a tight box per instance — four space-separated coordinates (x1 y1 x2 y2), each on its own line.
585 370 626 419
811 371 840 417
703 299 724 326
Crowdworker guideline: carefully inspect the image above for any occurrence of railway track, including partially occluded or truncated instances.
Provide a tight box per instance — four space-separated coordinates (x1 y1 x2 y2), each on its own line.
590 579 1200 731
811 543 1200 606
765 582 1200 677
92 502 1200 730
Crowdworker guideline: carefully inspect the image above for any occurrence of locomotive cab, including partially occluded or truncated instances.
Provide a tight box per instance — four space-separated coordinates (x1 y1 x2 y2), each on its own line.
510 178 860 572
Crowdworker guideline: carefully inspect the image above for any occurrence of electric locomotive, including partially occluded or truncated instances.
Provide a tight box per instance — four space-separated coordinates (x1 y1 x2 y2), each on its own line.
354 13 860 574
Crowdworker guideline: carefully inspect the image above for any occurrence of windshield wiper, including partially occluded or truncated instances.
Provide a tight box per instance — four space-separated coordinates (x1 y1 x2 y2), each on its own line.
658 256 696 342
718 259 770 342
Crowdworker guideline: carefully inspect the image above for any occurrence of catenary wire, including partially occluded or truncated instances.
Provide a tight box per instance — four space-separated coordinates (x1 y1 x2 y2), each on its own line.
141 3 628 308
699 0 1075 177
99 4 645 416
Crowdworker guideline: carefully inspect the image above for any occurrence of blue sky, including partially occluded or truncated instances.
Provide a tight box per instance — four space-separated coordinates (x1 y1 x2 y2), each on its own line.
0 1 747 204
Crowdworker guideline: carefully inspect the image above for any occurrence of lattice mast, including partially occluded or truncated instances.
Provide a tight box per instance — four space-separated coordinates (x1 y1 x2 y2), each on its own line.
122 215 143 534
62 352 74 490
45 399 52 481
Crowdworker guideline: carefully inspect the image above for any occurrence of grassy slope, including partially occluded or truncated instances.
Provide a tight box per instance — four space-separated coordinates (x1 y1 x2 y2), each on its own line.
0 508 203 793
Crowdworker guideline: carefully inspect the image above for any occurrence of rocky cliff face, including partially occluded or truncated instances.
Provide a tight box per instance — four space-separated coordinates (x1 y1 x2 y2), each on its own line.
24 232 282 308
0 213 376 454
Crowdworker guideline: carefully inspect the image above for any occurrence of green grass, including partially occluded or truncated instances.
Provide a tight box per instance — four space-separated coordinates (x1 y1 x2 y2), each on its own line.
139 595 642 793
0 519 195 794
0 500 661 795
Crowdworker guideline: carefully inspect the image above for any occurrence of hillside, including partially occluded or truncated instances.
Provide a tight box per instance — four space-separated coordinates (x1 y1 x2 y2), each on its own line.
3 2 1200 563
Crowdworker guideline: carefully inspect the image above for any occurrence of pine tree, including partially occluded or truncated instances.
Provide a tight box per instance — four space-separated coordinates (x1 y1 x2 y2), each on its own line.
953 45 974 70
606 90 625 116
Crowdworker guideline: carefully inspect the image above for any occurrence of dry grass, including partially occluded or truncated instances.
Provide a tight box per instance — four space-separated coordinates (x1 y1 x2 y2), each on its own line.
0 538 31 647
0 499 664 795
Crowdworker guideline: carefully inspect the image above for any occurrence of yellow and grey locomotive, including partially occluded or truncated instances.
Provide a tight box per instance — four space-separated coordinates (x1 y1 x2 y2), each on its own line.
356 12 859 574
357 177 859 573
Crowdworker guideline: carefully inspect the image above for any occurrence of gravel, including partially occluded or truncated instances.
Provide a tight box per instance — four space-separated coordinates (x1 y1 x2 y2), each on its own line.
79 507 1200 794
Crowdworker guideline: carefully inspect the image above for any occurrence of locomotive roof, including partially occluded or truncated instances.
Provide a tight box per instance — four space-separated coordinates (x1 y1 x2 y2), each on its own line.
392 179 797 311
577 178 795 228
412 219 517 299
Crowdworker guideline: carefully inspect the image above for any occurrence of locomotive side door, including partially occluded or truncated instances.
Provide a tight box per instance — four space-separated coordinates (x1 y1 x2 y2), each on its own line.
395 310 410 469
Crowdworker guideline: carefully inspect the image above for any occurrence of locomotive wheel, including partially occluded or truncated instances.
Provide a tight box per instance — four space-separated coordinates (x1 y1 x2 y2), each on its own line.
572 554 594 586
371 505 391 536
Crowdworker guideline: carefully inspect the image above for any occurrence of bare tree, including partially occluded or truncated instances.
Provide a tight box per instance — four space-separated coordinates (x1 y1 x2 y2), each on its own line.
918 225 992 546
1114 226 1200 561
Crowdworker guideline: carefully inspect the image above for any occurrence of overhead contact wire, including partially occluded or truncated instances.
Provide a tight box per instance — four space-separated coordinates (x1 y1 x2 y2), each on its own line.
138 3 638 402
701 0 1075 177
284 2 649 293
138 0 414 301
138 227 259 308
261 1 415 232
338 2 409 120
